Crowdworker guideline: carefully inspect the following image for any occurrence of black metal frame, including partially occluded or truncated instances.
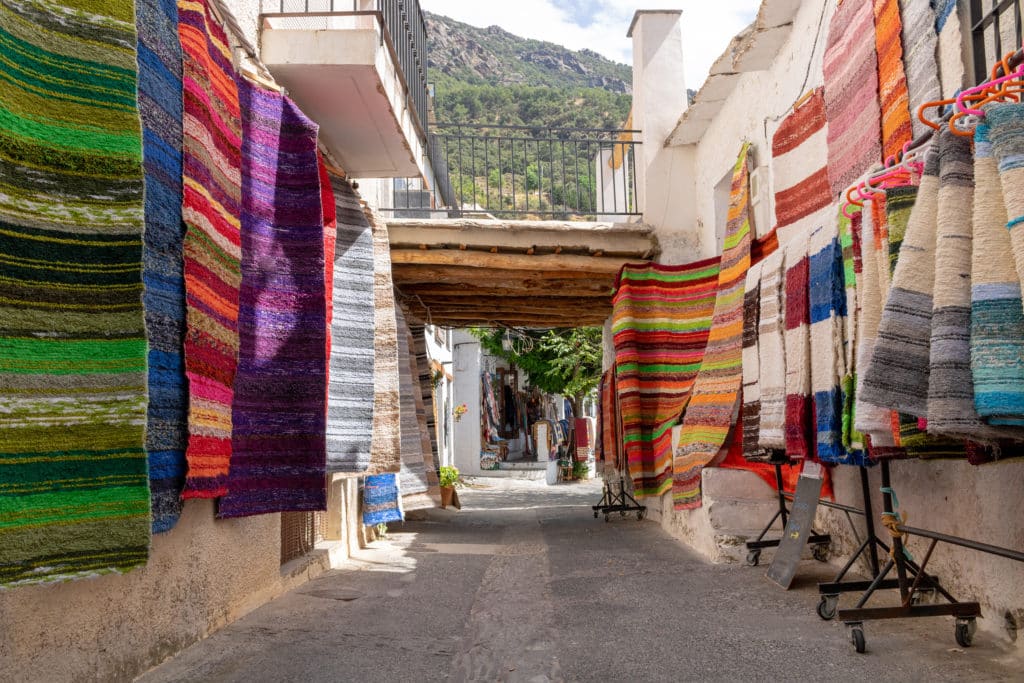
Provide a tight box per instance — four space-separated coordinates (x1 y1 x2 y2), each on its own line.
969 0 1024 85
592 477 646 522
743 461 831 567
430 123 642 219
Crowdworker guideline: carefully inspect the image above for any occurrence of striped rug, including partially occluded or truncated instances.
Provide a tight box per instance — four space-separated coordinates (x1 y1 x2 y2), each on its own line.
325 178 377 474
367 209 403 474
756 249 787 450
409 322 441 472
872 0 914 160
179 0 242 498
318 157 336 403
674 145 753 509
408 327 441 498
897 0 941 139
0 0 151 585
395 306 430 503
771 89 832 243
217 82 327 518
990 104 1024 314
783 235 814 459
612 257 720 498
362 474 403 526
823 0 883 197
838 207 867 456
935 0 965 97
137 0 187 532
972 117 1024 427
740 261 766 460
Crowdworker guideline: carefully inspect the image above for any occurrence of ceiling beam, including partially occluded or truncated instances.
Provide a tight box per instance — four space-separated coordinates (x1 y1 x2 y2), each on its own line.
390 248 630 273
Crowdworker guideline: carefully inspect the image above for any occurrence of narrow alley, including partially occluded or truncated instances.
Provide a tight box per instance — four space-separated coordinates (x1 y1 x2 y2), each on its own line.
139 480 1019 682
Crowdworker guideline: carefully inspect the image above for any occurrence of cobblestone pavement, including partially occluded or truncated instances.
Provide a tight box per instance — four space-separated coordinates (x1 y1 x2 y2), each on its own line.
138 478 1021 682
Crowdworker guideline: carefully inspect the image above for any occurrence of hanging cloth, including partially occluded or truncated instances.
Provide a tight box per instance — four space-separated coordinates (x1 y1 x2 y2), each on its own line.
741 261 767 460
756 248 787 449
872 0 914 159
897 0 941 139
838 206 867 456
783 234 814 459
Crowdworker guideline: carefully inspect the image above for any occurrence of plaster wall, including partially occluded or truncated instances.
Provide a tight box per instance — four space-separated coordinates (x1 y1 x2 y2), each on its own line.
452 331 484 477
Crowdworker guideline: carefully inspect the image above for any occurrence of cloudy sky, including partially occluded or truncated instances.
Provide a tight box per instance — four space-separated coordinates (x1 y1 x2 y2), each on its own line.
419 1 761 90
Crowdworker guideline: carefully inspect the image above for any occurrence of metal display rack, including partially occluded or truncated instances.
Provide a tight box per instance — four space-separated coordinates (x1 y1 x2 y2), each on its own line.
592 477 646 522
744 460 831 567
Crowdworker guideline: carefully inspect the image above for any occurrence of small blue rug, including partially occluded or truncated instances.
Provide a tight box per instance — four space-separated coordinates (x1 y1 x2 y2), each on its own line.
363 474 404 526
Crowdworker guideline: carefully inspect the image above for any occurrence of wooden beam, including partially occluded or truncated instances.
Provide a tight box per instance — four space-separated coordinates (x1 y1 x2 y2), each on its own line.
391 265 614 284
390 249 628 273
399 284 611 298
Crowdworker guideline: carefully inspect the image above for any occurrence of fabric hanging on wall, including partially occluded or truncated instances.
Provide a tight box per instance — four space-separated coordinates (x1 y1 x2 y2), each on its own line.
137 0 187 532
990 104 1024 313
838 207 866 454
394 305 430 504
756 249 787 449
928 128 1016 442
934 0 965 97
823 0 883 197
179 0 242 498
872 0 914 160
674 145 753 509
362 473 404 526
325 178 378 474
482 371 500 443
808 219 851 464
971 117 1024 427
771 89 832 245
409 323 440 501
859 148 940 418
0 0 151 585
783 236 814 459
897 0 941 139
612 258 721 498
408 323 441 471
218 82 327 518
740 261 766 460
366 209 403 472
318 158 337 395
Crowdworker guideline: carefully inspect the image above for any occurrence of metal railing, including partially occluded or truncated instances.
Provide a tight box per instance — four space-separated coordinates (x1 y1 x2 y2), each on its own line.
425 123 641 219
968 0 1023 84
261 0 429 143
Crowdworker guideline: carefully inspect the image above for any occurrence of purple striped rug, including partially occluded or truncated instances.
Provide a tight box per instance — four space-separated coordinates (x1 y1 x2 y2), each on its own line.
218 80 327 518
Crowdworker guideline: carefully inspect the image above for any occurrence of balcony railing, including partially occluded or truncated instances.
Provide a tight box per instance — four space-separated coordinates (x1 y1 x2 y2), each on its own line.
968 0 1023 85
261 0 429 143
399 123 641 220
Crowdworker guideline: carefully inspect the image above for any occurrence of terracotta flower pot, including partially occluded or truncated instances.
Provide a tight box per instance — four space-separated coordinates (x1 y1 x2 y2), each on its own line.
440 485 455 508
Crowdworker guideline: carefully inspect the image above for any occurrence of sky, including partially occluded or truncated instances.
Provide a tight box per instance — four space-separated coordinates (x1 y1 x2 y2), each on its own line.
419 1 762 90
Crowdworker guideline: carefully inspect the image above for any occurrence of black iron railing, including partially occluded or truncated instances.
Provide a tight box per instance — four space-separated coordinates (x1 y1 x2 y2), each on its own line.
425 123 641 219
261 0 429 143
969 0 1023 84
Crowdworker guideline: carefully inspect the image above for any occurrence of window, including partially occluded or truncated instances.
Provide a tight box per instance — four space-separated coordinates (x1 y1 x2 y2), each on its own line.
967 0 1023 85
712 167 732 255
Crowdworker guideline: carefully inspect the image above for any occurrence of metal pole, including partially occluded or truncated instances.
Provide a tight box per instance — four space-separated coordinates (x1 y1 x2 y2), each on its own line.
860 465 881 577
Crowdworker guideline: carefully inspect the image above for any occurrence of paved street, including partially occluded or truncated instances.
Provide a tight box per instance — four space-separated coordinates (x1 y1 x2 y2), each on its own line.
139 479 1020 682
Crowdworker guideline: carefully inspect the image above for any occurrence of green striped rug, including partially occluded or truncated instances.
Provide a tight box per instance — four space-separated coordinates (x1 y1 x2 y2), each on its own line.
0 0 150 586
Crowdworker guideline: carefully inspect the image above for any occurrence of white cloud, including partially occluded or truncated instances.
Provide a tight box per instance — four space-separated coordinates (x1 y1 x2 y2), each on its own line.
419 1 761 90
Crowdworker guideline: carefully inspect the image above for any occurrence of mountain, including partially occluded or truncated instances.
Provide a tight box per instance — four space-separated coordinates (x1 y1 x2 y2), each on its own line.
426 13 632 94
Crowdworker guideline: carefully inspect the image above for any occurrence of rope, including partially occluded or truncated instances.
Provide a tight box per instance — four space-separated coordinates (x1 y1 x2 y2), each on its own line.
880 486 914 563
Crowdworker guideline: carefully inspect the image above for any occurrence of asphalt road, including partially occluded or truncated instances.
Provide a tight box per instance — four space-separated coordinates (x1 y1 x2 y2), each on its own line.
138 478 1020 682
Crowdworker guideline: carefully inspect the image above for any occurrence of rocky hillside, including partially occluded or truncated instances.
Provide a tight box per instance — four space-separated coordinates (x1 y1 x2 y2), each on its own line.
426 13 632 94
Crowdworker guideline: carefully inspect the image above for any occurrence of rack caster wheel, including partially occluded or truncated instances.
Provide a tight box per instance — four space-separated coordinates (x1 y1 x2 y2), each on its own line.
620 510 627 517
910 587 935 605
746 550 761 567
955 618 977 648
636 509 645 521
848 623 866 653
812 544 830 562
604 514 610 523
817 595 838 621
593 511 598 518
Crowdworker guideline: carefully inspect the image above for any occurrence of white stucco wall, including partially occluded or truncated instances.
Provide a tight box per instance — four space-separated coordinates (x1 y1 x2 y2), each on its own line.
452 331 484 477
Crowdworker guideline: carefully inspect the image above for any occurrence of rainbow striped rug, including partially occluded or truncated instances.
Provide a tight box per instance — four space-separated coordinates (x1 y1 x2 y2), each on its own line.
673 145 752 509
0 0 150 585
217 81 327 518
179 0 241 498
612 258 720 498
137 0 188 532
873 0 913 160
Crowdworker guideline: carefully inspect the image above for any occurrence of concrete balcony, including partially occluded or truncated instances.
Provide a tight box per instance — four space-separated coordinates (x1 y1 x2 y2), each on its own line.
260 1 429 178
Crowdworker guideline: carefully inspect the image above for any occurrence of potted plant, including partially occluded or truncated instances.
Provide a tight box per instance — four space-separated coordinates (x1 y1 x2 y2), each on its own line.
439 465 460 508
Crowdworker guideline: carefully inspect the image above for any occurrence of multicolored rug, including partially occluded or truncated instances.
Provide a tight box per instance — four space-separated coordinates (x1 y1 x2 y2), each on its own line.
838 207 867 457
179 0 242 498
612 257 721 498
741 261 766 460
772 89 832 243
0 0 151 585
395 306 429 500
137 0 187 532
897 0 941 139
972 118 1024 427
674 145 753 509
318 156 337 399
362 474 403 526
873 0 913 160
757 248 788 450
218 81 327 518
367 209 403 473
783 236 813 459
409 322 441 471
325 177 377 474
823 0 883 197
990 104 1024 312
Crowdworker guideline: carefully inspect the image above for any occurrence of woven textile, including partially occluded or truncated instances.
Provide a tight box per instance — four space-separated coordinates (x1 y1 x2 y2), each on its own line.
783 236 813 459
971 120 1024 427
898 0 941 139
772 90 832 243
612 258 720 497
741 261 766 460
362 474 403 526
757 249 787 449
179 0 242 498
990 104 1024 306
809 219 849 463
405 319 440 505
218 82 326 518
325 178 377 474
598 370 622 475
318 157 336 394
367 210 403 472
395 306 429 499
409 323 441 471
873 0 914 160
137 0 187 532
674 146 753 509
935 0 964 97
860 149 940 418
0 0 150 585
823 0 883 197
839 208 867 456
